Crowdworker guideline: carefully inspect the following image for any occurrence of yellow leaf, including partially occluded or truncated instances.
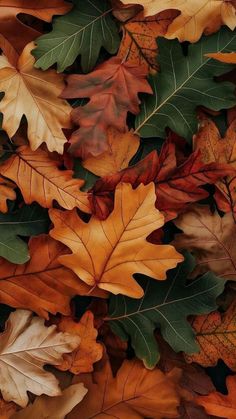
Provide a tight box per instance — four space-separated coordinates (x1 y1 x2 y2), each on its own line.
49 182 183 298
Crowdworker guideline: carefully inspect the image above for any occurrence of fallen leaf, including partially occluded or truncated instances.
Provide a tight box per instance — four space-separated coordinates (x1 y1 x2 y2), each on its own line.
205 52 236 63
0 0 72 66
194 117 236 221
0 309 80 407
0 235 103 319
0 399 17 419
197 375 236 418
56 311 103 374
11 384 87 419
33 0 120 73
68 358 181 419
90 140 233 221
120 0 236 42
0 176 16 213
49 182 183 298
185 301 236 371
173 205 236 280
61 57 152 158
0 146 90 213
0 42 72 154
118 9 179 73
82 129 139 177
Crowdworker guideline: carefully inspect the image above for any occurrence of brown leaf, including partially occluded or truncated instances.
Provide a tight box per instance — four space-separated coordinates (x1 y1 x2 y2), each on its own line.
82 129 140 177
56 311 103 375
0 146 90 213
0 399 18 419
173 205 236 280
49 182 183 298
0 176 16 213
61 57 152 158
185 301 236 371
0 42 72 154
68 358 181 419
197 375 236 418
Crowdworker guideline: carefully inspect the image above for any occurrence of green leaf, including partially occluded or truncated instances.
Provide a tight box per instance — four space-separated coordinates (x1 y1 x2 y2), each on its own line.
135 28 236 141
32 0 120 73
108 253 225 369
0 204 49 264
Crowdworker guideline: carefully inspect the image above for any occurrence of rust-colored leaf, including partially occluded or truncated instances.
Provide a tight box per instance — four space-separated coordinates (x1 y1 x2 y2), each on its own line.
49 182 183 298
0 176 16 213
0 399 18 419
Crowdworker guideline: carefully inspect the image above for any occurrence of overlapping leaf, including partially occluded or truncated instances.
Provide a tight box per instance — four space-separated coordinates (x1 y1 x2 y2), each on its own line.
0 176 16 213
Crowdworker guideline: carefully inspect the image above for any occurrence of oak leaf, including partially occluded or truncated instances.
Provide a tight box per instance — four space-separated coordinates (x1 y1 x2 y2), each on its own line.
0 176 16 213
0 399 17 419
11 384 87 419
0 309 80 407
194 118 236 220
56 311 103 374
82 129 140 177
0 235 104 319
117 9 179 73
0 42 72 155
0 146 90 213
68 358 180 419
61 57 152 158
197 375 236 418
49 182 183 298
205 52 236 63
90 140 234 221
173 205 236 280
120 0 236 42
0 0 72 66
185 301 236 371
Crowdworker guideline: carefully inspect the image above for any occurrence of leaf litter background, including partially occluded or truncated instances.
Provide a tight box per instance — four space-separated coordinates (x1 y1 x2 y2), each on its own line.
0 0 235 417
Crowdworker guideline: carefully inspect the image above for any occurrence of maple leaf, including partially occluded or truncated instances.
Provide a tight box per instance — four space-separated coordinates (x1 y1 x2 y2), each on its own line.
135 29 236 142
194 117 236 221
33 0 120 73
82 129 140 177
0 145 90 213
185 301 236 371
0 235 103 319
56 311 103 374
61 57 152 158
49 182 183 298
120 0 236 42
0 309 80 407
117 9 179 73
108 252 225 368
173 205 236 280
197 375 236 418
0 176 16 213
90 140 234 221
11 384 87 419
0 42 72 155
0 0 72 66
205 52 236 63
67 358 180 419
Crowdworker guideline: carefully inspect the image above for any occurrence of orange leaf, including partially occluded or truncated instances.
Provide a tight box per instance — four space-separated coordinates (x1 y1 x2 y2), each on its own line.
57 311 103 375
83 129 140 177
118 9 179 73
205 52 236 64
197 375 236 418
0 235 105 319
0 42 72 154
68 358 181 419
49 182 183 298
185 301 236 371
61 57 152 159
0 146 90 213
0 399 17 419
0 176 16 213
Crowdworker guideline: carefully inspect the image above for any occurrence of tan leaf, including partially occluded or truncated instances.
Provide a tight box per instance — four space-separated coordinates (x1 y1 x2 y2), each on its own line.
83 129 140 177
0 176 16 213
68 358 181 419
11 384 87 419
49 182 183 298
57 311 103 374
0 146 90 213
0 42 72 154
0 309 80 407
173 205 236 280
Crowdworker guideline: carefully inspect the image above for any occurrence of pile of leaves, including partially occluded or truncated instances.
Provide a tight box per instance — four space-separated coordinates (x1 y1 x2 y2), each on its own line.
0 0 236 417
